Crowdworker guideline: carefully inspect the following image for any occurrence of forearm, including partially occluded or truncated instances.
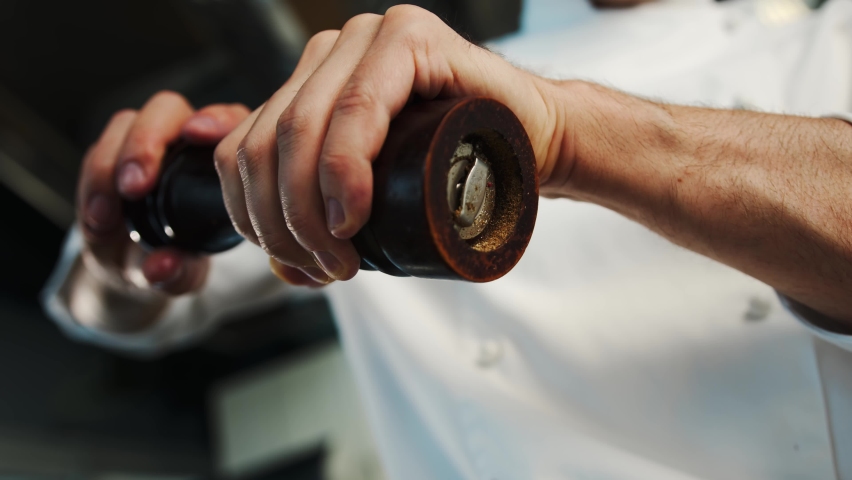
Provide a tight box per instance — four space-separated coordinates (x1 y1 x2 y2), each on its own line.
551 81 852 324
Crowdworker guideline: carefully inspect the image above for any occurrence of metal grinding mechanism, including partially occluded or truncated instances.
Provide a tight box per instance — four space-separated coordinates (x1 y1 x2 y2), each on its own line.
124 97 539 282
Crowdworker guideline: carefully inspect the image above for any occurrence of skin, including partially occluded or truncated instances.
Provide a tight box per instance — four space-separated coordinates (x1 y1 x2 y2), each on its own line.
214 9 560 286
74 5 852 331
550 83 852 326
76 92 250 302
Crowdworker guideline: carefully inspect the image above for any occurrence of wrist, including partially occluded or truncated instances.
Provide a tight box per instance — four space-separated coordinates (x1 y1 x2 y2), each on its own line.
544 81 686 221
67 246 170 333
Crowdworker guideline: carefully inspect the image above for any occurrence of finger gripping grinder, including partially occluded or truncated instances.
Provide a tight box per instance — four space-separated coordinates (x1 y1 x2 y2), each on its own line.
124 97 538 282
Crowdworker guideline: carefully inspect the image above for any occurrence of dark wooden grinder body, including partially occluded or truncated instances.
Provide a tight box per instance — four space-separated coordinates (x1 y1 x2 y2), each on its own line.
125 97 538 282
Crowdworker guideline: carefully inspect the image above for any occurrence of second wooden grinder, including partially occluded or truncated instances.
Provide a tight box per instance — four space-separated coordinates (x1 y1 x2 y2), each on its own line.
125 97 538 282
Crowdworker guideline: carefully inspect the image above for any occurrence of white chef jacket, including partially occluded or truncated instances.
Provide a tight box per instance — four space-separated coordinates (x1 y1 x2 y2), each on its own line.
42 1 852 478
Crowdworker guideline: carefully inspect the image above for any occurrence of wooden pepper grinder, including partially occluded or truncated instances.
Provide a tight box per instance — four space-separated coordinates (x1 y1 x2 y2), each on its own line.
124 97 538 282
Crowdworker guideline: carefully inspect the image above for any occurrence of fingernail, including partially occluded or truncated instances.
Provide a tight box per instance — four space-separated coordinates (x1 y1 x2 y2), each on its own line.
326 198 345 234
185 115 219 135
313 251 343 278
84 194 117 232
117 161 146 196
300 266 331 284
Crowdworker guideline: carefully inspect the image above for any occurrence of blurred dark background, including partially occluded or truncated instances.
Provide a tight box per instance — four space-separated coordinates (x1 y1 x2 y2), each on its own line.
0 0 520 478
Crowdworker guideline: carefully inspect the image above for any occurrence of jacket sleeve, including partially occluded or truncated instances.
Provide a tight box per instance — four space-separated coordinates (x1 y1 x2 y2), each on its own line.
40 227 318 357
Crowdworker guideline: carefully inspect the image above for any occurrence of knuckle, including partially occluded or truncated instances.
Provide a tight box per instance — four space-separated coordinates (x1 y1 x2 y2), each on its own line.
341 13 381 34
276 107 312 138
283 209 321 251
384 4 434 27
235 134 270 180
257 232 287 256
401 20 431 47
321 153 372 208
150 89 189 107
384 4 426 21
256 232 304 265
384 5 440 43
305 30 340 55
319 151 352 180
333 82 376 119
276 107 312 153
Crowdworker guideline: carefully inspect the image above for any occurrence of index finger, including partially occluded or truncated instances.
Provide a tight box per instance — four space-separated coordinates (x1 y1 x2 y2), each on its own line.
316 7 490 239
78 109 138 242
114 91 194 199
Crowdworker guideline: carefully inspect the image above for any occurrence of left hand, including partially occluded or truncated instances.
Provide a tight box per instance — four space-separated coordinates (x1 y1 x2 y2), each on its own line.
214 5 566 282
78 93 249 296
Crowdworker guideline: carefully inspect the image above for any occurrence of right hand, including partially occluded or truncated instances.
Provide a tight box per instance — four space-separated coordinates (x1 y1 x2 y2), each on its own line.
77 91 250 295
213 7 565 284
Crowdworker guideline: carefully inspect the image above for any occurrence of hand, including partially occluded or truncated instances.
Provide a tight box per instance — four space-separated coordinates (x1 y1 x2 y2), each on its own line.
78 91 250 295
215 5 566 283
